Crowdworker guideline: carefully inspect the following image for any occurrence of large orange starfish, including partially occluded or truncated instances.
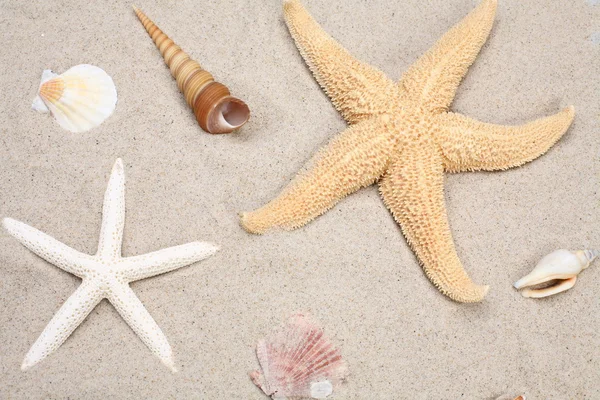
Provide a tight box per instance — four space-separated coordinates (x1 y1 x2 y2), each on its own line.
241 0 574 302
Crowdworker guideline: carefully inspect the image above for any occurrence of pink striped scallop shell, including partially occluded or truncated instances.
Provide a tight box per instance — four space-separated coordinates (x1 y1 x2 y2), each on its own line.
250 313 348 399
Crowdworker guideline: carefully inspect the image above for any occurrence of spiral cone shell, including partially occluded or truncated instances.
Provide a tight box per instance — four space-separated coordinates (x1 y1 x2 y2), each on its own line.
133 6 250 134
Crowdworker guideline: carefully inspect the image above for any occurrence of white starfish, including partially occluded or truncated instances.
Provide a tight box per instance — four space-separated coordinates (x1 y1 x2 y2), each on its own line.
3 159 218 372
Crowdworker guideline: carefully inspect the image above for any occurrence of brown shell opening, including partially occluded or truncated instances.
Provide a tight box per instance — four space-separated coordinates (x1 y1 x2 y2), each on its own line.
193 82 250 134
216 97 250 131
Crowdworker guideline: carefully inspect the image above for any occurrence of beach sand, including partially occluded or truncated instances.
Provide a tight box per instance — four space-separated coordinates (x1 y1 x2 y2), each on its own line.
0 0 598 398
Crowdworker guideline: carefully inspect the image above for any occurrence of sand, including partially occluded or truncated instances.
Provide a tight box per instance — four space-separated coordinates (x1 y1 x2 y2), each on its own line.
0 0 599 398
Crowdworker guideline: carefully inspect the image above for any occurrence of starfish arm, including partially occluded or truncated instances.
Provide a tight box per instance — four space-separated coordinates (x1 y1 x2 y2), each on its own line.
120 242 219 282
21 279 103 370
283 0 396 124
398 0 497 113
240 118 394 234
436 106 575 172
379 145 489 303
3 218 92 278
97 159 126 260
107 281 177 372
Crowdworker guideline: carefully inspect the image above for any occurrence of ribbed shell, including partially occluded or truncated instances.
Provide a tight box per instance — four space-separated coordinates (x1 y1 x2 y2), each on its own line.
133 7 250 134
250 313 348 399
33 64 117 133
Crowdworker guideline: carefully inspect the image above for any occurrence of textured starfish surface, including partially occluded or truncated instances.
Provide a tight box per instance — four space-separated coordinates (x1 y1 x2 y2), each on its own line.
4 159 218 371
240 0 575 302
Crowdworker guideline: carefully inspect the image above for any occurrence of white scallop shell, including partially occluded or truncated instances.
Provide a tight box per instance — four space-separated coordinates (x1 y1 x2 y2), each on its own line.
32 64 117 133
250 313 348 399
514 249 598 298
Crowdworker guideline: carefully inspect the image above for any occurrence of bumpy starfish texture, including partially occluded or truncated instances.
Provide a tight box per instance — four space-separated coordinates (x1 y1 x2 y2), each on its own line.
240 0 575 303
4 159 218 371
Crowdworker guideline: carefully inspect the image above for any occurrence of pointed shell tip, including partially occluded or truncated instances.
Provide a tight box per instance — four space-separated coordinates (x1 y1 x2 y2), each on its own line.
513 279 524 289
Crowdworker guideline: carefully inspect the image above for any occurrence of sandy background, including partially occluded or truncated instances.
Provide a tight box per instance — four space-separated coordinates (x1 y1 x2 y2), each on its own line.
0 0 598 398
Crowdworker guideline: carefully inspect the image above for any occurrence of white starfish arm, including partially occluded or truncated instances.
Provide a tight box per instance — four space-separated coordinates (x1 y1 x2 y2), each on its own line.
398 0 497 113
107 281 177 372
97 159 126 259
120 242 219 282
3 218 93 278
283 0 397 124
240 118 394 234
22 279 103 370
